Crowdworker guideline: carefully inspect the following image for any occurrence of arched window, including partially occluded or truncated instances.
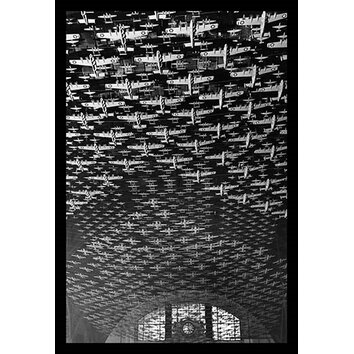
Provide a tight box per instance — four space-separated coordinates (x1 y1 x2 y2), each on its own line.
137 303 241 342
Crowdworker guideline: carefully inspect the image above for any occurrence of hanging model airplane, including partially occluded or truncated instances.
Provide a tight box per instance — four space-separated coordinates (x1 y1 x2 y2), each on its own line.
180 170 216 183
166 73 214 95
133 50 184 74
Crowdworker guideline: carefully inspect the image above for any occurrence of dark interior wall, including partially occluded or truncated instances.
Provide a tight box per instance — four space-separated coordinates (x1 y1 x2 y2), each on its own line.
66 297 108 343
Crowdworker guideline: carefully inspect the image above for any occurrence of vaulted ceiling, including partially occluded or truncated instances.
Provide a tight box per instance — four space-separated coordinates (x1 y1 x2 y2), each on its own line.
65 10 288 341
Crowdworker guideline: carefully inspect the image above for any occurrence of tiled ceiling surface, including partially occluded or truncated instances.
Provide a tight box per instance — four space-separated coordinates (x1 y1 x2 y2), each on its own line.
65 10 288 337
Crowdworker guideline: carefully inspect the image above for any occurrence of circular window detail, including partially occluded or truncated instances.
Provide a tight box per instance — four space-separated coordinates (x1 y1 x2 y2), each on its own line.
182 321 195 336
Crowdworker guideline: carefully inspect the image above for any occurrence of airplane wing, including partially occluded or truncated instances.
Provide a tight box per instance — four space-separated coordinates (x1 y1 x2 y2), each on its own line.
99 145 115 151
180 173 197 177
205 154 221 160
165 97 184 105
199 140 215 146
69 83 90 91
81 161 96 165
105 82 126 90
228 135 248 142
146 131 164 136
141 113 159 119
199 92 220 100
165 26 190 35
162 53 184 62
230 69 253 78
127 144 144 150
131 81 154 89
170 129 186 135
225 90 244 98
66 34 80 41
194 75 214 84
205 186 219 190
229 46 252 55
178 157 193 162
199 126 217 132
125 30 150 40
109 160 125 165
116 115 136 121
268 12 288 23
96 57 118 66
166 77 189 85
196 22 219 33
105 100 125 108
69 58 91 66
149 143 165 149
201 171 216 176
87 176 104 181
129 160 145 166
78 145 96 150
96 30 149 41
223 123 239 130
156 158 173 164
176 142 194 147
115 132 134 138
108 176 123 180
93 132 112 138
140 99 160 105
267 39 287 49
172 110 191 117
200 48 224 57
197 108 214 116
133 55 157 64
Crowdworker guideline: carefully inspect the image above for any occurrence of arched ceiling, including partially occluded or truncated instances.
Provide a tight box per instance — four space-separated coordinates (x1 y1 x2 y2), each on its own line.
65 10 288 339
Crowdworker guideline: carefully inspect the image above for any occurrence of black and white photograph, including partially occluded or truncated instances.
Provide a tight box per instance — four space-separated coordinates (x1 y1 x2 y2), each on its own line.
63 7 294 345
6 1 354 353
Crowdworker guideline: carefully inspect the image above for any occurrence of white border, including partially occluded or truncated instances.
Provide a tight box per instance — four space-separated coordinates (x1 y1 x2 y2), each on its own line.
1 1 354 353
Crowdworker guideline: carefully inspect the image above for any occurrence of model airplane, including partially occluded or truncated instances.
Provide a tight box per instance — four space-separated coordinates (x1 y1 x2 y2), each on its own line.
177 139 215 153
78 139 115 155
164 19 218 47
205 151 241 166
66 33 80 42
166 73 214 95
127 141 164 156
67 199 86 209
71 190 104 200
148 11 176 21
199 122 239 139
116 112 158 129
94 130 133 140
86 174 123 186
109 158 145 171
140 96 184 114
230 64 279 87
134 50 184 74
228 132 251 148
205 183 237 196
146 128 186 143
67 158 96 171
69 54 118 67
172 107 214 125
200 43 252 68
156 156 193 170
199 88 244 109
254 144 287 159
96 24 150 45
105 78 154 100
180 170 216 183
267 39 287 49
236 11 287 27
66 112 101 129
252 79 285 101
